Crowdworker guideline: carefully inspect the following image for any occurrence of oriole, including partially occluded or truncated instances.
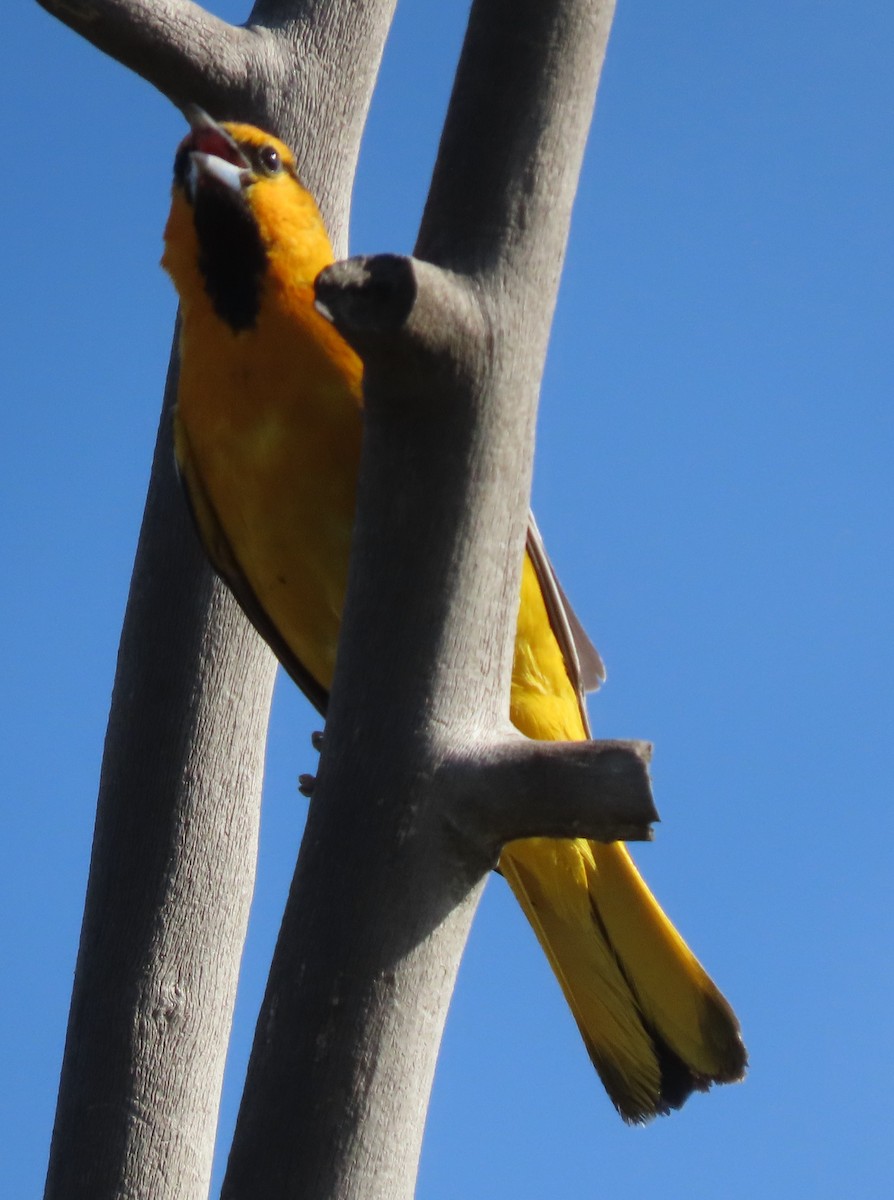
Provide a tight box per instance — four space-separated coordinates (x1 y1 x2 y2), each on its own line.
162 110 746 1122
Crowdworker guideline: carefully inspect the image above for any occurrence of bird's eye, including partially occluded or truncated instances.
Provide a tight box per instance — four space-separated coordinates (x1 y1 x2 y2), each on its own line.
258 145 282 175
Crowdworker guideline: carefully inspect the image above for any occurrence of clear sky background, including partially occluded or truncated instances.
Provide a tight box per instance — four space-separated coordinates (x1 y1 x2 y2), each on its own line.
3 2 891 1197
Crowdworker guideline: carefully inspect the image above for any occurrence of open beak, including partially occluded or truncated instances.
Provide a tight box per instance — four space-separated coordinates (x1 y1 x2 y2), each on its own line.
174 106 251 202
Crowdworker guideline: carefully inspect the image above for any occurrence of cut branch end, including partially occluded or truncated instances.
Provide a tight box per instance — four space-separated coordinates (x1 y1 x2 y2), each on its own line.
440 734 658 858
314 255 489 400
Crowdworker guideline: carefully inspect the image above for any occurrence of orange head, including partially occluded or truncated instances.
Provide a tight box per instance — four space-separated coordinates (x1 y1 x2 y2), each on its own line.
162 109 337 333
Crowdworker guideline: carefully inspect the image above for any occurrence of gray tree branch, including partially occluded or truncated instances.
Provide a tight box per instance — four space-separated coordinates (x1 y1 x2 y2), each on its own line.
318 252 656 849
40 3 398 1199
36 0 259 107
221 2 619 1198
44 342 277 1200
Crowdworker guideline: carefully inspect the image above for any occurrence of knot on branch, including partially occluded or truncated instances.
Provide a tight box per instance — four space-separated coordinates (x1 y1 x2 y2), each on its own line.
314 255 491 402
316 255 418 334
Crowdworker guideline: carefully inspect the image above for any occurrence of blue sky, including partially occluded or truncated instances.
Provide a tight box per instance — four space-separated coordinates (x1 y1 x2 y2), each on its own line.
3 2 892 1197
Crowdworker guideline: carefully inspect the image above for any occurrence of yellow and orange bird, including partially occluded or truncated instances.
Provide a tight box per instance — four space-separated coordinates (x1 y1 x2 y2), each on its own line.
163 110 746 1122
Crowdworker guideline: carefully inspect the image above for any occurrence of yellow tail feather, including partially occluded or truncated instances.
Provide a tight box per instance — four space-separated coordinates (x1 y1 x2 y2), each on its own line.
505 555 745 1121
501 839 745 1122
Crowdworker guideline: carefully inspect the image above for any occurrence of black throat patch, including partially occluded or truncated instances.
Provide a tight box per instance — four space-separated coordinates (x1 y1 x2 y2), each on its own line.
192 182 267 332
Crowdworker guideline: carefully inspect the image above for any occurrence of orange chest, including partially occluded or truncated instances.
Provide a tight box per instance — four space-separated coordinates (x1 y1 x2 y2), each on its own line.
176 303 364 689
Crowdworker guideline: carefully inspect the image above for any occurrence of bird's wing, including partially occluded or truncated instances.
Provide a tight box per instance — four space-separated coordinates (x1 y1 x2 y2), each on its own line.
525 513 605 731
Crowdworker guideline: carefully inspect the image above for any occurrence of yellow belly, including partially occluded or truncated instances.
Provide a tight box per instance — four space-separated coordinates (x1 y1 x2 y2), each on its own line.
176 300 363 689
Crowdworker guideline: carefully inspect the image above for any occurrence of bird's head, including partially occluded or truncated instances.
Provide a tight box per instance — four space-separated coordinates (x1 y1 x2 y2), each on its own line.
162 109 334 332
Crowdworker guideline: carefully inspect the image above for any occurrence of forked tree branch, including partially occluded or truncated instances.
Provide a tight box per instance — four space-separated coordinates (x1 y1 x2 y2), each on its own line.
43 2 630 1199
